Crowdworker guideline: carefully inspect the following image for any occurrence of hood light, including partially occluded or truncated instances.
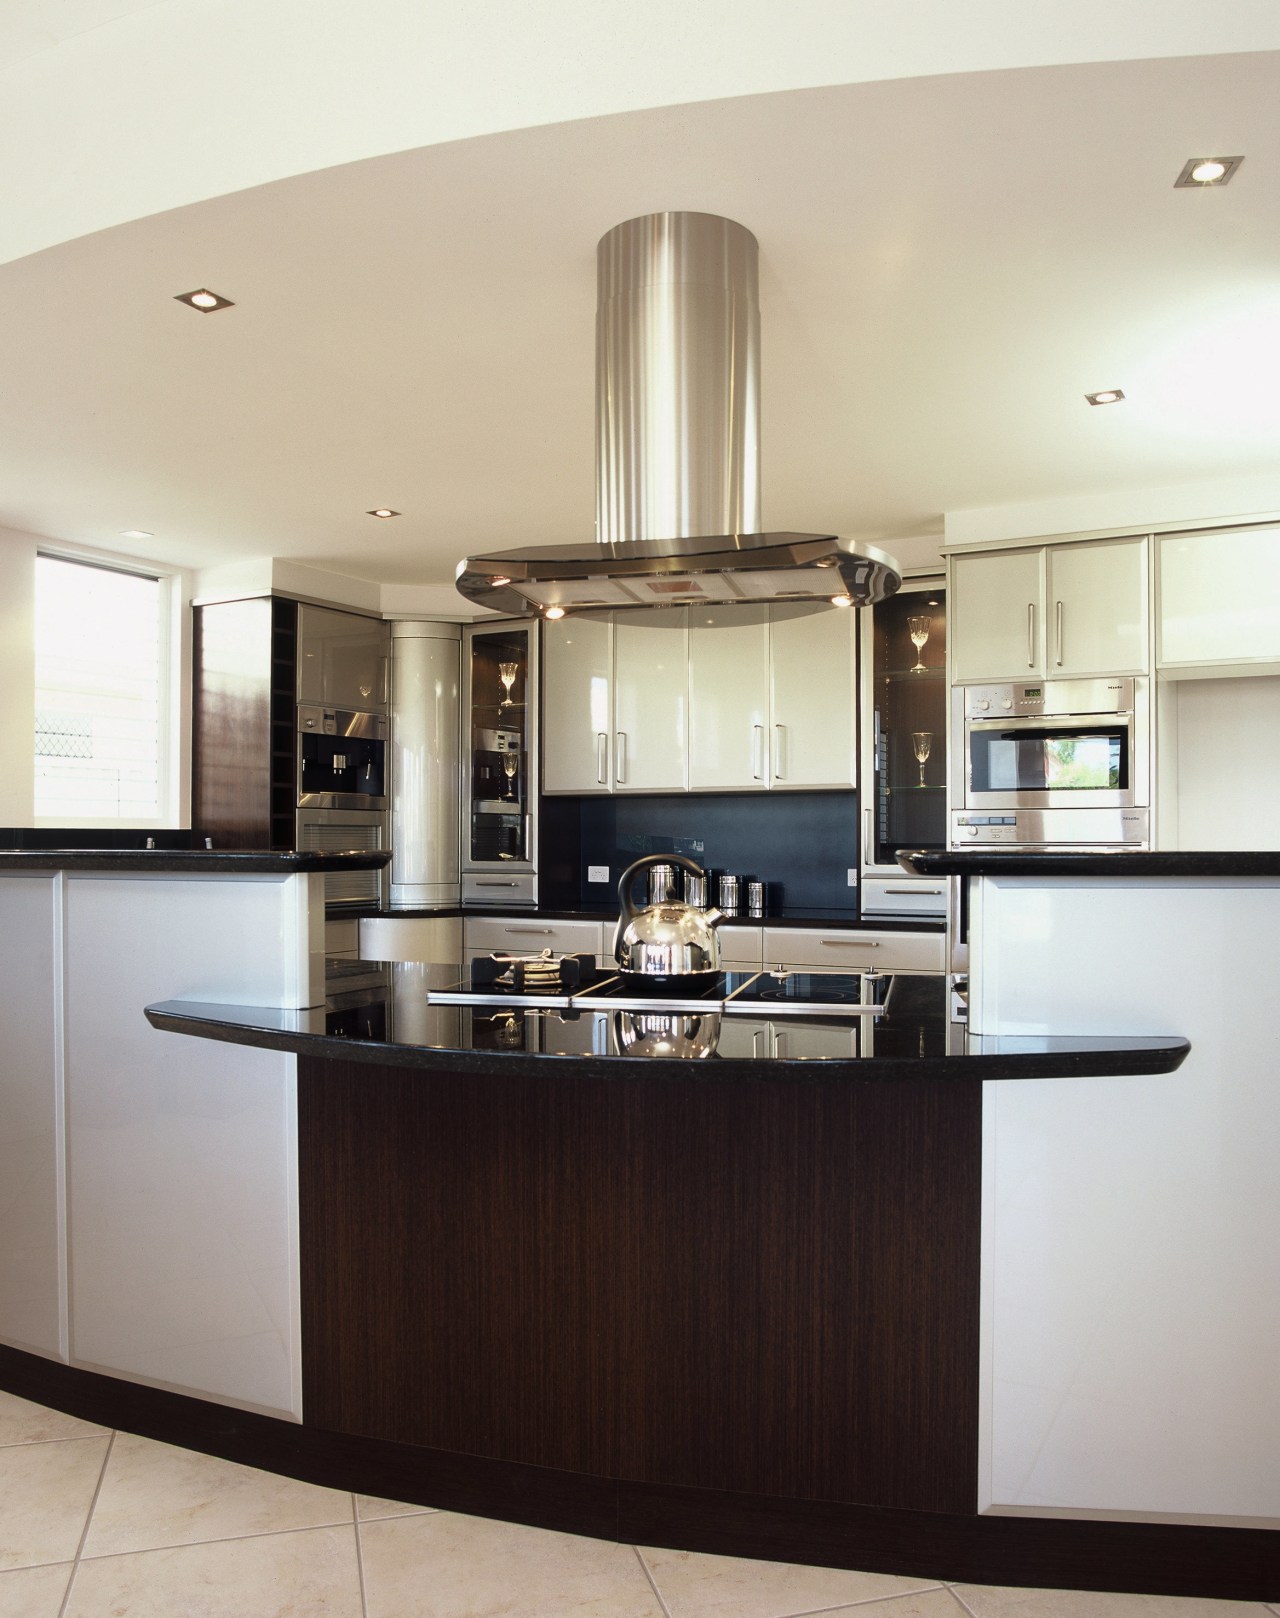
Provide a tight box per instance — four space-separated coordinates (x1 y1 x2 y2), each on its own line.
1085 389 1125 406
175 288 235 312
1174 156 1244 188
489 575 512 587
830 593 853 607
367 508 400 519
544 606 567 620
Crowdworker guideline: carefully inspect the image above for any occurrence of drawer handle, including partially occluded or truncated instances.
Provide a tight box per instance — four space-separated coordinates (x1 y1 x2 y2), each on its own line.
821 938 879 947
475 880 518 887
882 886 944 896
503 926 553 935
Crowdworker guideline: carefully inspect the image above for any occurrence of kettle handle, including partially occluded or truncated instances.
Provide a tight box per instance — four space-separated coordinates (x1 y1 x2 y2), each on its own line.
613 853 708 959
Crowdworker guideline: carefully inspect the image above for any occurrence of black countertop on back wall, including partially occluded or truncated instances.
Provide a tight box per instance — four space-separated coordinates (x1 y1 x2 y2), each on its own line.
898 850 1280 878
0 850 392 874
354 903 945 932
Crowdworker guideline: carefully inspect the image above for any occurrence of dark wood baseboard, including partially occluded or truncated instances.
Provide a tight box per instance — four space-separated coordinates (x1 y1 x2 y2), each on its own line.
2 1345 1276 1601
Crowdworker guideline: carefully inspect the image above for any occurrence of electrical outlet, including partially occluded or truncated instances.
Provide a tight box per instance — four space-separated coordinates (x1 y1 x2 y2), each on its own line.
587 865 610 884
847 868 858 886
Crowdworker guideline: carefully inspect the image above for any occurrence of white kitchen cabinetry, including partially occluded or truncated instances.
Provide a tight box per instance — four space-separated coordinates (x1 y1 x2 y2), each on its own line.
950 538 1147 683
542 610 688 793
717 923 764 969
0 875 63 1360
689 603 856 791
763 925 944 974
1157 526 1280 675
717 1018 858 1060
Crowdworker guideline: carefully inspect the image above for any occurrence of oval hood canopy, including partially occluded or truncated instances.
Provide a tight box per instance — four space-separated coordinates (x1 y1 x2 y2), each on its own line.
456 212 901 617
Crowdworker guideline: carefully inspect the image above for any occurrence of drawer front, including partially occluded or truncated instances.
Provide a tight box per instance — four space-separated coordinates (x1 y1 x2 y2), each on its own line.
717 923 764 968
462 873 537 906
361 915 463 965
763 926 944 973
860 878 948 919
463 917 606 957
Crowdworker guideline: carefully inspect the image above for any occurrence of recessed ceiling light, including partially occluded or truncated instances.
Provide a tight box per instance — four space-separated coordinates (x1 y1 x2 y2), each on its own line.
175 288 235 312
119 529 153 540
1174 156 1244 188
1085 389 1125 406
544 605 566 620
367 508 401 519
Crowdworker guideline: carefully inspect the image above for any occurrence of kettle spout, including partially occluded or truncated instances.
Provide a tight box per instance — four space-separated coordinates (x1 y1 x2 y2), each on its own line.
703 906 725 929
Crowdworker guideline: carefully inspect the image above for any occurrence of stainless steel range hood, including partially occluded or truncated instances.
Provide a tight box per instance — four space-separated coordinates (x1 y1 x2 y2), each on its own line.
456 212 901 617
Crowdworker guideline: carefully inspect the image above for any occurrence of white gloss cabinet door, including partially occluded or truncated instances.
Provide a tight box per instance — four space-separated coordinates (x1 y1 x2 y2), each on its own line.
0 875 64 1360
1047 535 1147 675
950 548 1045 683
1158 527 1280 670
542 613 613 792
769 604 856 787
613 607 688 791
972 875 1280 1524
689 605 770 789
62 874 304 1420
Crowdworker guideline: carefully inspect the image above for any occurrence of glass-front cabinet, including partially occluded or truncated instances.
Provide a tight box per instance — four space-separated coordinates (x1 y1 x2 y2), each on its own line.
858 579 948 917
461 622 539 906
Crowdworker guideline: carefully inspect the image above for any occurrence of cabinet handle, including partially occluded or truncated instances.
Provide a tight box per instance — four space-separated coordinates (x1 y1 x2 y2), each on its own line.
753 725 765 781
751 1028 764 1059
503 926 553 935
596 732 608 785
882 885 944 895
863 807 872 855
772 1028 788 1059
774 723 785 780
821 937 880 947
616 730 628 785
1055 599 1064 667
1027 603 1036 668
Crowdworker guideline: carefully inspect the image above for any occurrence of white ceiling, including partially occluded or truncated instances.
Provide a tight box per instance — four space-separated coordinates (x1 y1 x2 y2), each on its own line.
1 42 1278 591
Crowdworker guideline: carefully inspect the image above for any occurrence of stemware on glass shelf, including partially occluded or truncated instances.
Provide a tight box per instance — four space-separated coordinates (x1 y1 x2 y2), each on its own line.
498 661 518 708
501 750 519 801
907 615 931 673
912 730 933 787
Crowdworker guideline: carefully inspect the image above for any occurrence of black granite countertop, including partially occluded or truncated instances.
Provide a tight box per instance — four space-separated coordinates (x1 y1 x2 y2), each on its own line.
0 850 392 874
898 849 1280 878
145 971 1189 1081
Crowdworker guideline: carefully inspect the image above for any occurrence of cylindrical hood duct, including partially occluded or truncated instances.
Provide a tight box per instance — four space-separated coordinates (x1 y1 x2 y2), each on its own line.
596 213 761 546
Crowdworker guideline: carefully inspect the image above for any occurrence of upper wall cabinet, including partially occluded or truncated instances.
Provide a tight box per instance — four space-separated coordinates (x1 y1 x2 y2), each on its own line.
542 608 688 794
543 602 856 794
949 537 1148 684
689 603 856 791
1157 527 1280 677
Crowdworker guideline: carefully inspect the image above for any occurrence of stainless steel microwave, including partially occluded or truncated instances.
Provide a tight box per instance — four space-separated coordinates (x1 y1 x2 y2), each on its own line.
950 677 1150 847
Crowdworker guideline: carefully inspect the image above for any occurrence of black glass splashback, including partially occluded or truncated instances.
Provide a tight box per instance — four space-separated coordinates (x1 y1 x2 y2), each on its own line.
540 791 858 912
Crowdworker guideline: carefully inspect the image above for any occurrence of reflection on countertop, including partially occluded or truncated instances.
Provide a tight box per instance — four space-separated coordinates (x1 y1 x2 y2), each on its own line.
145 967 1189 1080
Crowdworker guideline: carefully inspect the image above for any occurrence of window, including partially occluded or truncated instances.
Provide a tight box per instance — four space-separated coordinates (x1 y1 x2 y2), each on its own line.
34 554 172 824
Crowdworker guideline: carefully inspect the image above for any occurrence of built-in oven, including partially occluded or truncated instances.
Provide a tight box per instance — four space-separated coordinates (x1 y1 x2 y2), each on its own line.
950 676 1150 848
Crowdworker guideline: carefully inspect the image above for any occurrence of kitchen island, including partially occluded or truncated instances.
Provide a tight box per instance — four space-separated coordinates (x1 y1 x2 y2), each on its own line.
2 852 1276 1598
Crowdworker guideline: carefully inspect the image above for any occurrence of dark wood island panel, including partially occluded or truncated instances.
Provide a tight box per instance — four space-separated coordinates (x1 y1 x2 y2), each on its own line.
297 1055 982 1515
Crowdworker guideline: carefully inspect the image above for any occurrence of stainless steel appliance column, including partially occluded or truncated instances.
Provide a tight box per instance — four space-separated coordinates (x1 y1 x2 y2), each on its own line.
388 621 461 909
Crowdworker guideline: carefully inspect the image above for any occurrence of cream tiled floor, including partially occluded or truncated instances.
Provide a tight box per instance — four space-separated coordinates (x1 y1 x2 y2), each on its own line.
0 1390 1276 1618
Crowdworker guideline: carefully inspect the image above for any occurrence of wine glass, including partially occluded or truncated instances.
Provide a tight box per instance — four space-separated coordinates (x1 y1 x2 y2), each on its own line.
498 661 518 708
907 615 931 673
501 751 519 801
912 730 932 788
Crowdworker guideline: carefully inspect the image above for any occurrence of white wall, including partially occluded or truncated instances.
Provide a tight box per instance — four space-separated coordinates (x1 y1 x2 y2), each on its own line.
0 526 37 825
1171 675 1280 849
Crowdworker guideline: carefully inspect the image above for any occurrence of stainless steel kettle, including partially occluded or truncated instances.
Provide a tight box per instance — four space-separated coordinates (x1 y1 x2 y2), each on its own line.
613 854 724 985
613 1009 722 1059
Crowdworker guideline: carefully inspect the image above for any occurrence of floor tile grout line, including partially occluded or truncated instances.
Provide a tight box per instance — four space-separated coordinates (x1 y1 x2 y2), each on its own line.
770 1584 953 1618
0 1431 111 1450
75 1513 362 1563
948 1588 982 1618
56 1426 115 1618
632 1544 674 1618
352 1493 370 1618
